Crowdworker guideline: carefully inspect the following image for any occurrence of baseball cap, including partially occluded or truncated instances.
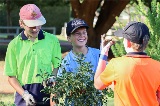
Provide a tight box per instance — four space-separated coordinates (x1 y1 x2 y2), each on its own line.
66 18 89 36
19 4 46 27
114 21 150 44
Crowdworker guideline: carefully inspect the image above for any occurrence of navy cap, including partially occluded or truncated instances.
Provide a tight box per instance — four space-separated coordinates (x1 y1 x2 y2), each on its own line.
66 18 89 36
114 21 150 44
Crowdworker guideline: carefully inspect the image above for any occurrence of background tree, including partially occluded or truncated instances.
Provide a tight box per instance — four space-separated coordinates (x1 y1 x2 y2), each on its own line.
70 0 154 59
0 0 70 34
70 0 129 48
111 0 160 61
0 0 154 49
0 0 70 26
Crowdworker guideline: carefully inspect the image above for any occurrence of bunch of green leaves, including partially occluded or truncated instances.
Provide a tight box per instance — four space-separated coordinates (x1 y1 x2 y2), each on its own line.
0 101 15 106
112 0 160 61
39 53 114 105
136 0 160 61
36 69 51 86
111 39 126 57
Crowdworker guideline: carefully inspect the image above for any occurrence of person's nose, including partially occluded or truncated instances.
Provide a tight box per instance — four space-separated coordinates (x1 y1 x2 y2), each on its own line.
32 26 40 31
79 32 87 37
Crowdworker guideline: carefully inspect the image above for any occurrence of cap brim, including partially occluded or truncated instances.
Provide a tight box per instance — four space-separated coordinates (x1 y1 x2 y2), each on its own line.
23 16 46 27
114 29 124 37
71 25 89 33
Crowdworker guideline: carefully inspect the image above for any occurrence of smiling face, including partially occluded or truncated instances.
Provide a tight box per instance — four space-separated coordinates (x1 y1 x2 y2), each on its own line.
19 20 41 39
67 27 88 48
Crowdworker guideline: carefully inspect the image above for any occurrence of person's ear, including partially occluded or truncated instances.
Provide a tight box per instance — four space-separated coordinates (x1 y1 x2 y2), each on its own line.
127 40 131 48
67 36 71 43
19 20 24 28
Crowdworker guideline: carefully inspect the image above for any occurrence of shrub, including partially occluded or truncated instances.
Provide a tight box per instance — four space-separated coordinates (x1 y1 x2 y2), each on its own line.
111 0 160 61
37 53 114 105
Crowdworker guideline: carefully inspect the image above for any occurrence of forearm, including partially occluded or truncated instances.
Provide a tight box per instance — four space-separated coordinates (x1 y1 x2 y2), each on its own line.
94 56 108 90
94 38 114 90
8 76 24 96
52 68 58 76
94 59 107 79
95 38 113 79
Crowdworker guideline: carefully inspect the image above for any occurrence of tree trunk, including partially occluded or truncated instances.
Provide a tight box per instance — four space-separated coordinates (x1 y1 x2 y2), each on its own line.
70 0 129 49
6 0 12 28
70 0 129 59
6 0 14 39
70 0 101 48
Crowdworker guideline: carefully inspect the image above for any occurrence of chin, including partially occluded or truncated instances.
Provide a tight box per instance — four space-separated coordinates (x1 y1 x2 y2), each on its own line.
76 44 86 48
32 33 39 37
79 43 87 47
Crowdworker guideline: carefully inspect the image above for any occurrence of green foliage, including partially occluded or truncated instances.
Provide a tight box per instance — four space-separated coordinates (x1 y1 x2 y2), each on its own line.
111 40 126 57
36 69 51 83
0 93 14 106
38 53 114 105
137 0 160 61
0 2 70 34
0 101 15 106
112 0 160 61
41 6 70 34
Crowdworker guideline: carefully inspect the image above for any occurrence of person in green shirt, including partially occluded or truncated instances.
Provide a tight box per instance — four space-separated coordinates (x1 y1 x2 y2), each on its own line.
4 4 61 106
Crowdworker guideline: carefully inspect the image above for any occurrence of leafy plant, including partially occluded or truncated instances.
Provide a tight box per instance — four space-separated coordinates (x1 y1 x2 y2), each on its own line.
112 0 160 61
136 0 160 61
0 101 15 106
38 53 114 105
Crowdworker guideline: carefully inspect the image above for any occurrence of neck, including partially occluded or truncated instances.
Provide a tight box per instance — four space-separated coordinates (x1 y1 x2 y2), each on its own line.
29 37 36 42
24 31 37 42
125 47 144 53
72 46 88 55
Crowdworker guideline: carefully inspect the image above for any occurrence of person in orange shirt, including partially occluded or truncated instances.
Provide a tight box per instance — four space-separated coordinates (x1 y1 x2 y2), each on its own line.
94 21 160 106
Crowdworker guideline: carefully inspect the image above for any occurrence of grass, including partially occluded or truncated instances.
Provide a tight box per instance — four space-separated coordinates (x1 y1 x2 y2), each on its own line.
0 93 114 106
0 93 15 106
0 61 14 106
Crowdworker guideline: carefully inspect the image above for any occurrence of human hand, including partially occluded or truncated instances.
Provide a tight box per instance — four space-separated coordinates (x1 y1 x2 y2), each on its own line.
45 75 56 86
22 90 36 106
100 34 108 50
100 34 115 55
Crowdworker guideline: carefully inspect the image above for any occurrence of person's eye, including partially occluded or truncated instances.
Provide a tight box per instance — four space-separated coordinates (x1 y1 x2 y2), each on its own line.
83 32 87 35
75 33 80 35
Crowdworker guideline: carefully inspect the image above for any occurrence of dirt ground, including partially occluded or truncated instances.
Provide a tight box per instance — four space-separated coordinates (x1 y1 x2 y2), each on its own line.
0 61 15 93
0 45 15 93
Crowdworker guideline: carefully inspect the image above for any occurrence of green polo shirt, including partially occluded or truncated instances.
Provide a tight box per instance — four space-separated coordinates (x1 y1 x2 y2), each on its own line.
4 30 61 85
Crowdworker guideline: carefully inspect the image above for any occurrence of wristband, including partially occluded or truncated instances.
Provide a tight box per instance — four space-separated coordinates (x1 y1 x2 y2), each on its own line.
99 54 108 61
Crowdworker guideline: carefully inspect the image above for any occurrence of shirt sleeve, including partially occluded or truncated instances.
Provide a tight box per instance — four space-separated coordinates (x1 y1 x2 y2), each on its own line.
4 42 17 76
100 59 115 86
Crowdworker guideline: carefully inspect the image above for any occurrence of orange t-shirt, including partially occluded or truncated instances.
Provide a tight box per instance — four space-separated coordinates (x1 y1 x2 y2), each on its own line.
100 55 160 106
